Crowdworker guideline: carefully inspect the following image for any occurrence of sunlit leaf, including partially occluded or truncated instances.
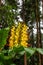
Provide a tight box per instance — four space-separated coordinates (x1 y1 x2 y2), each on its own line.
36 48 43 55
24 47 36 55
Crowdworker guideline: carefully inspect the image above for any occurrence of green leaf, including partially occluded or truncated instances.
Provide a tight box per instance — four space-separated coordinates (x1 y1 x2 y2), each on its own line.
24 47 36 56
36 48 43 55
0 28 9 48
19 51 25 55
13 46 24 53
0 62 4 65
10 64 16 65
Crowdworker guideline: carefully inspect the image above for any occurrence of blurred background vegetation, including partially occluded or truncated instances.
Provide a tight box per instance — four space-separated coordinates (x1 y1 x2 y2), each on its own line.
0 0 43 65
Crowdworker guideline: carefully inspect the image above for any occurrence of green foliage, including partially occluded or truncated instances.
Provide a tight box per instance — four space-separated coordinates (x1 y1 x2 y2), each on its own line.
0 40 43 65
0 0 43 65
0 46 43 59
0 28 9 48
0 0 18 27
36 48 43 55
0 5 15 27
6 0 17 9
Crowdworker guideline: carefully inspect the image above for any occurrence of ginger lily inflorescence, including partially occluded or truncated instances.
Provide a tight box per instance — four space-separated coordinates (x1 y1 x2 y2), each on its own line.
7 22 29 49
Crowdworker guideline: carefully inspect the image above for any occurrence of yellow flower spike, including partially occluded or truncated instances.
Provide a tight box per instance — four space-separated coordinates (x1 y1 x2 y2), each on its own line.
9 25 15 49
14 22 22 47
20 23 28 47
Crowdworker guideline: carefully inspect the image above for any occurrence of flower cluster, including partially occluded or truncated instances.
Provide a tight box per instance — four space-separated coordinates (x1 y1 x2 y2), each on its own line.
7 22 29 49
20 23 28 47
9 26 15 49
14 22 21 47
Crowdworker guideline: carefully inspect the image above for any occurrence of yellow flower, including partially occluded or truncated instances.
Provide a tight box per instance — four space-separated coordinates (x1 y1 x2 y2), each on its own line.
14 22 21 47
8 22 29 48
21 42 28 47
20 23 28 47
8 25 15 48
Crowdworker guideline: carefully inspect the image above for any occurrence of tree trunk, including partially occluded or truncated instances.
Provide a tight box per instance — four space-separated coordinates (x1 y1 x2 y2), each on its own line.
36 0 42 65
42 0 43 22
0 0 1 6
41 0 43 65
22 0 25 22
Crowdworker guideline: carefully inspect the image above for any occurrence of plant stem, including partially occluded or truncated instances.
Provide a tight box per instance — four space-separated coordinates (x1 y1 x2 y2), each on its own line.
24 53 27 65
